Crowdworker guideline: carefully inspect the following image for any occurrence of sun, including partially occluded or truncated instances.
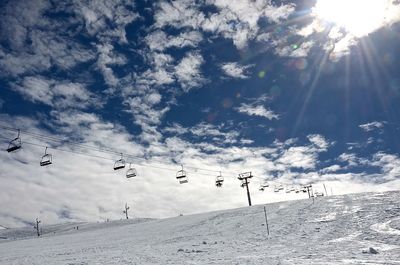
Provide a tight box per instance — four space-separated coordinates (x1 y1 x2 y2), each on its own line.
313 0 388 37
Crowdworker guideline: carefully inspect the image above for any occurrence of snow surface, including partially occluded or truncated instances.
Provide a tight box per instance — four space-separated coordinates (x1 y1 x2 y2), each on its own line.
0 191 399 264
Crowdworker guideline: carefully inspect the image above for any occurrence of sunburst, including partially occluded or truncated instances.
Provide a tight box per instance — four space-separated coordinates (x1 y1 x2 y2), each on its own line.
313 0 388 37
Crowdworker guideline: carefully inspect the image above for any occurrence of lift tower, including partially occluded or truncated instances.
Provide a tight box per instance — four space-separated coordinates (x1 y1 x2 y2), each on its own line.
238 172 253 206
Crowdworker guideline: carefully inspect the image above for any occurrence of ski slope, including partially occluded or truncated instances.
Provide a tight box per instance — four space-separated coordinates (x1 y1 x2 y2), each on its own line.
0 191 399 264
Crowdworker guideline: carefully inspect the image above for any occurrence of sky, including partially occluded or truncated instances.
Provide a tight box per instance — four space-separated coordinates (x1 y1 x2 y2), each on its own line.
0 0 400 228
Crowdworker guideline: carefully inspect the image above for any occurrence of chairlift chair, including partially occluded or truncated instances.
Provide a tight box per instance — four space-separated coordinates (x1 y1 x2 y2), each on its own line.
259 181 268 191
215 172 224 187
114 153 126 170
126 163 137 178
6 129 22 153
40 147 52 166
262 182 269 188
176 165 188 184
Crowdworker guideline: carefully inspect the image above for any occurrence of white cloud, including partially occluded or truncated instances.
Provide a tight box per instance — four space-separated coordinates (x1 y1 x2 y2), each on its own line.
236 103 279 120
263 3 296 23
275 41 315 58
338 153 369 167
320 164 342 174
308 134 330 151
174 51 205 92
221 62 252 79
277 146 318 170
12 76 99 109
359 121 385 132
163 123 189 135
146 30 203 52
74 0 139 43
96 43 126 88
371 152 400 181
0 0 96 77
154 0 296 49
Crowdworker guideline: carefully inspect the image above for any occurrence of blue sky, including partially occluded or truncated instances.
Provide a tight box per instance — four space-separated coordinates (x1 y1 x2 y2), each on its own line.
0 0 400 227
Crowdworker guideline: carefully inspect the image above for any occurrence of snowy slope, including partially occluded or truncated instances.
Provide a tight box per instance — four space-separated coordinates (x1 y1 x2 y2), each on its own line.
0 191 399 264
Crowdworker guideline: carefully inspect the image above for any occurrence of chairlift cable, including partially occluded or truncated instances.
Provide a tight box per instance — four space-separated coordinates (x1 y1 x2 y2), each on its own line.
0 126 243 177
0 135 228 178
0 126 229 173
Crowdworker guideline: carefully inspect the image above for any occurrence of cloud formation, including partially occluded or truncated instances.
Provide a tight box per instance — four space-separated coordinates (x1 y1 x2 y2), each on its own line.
221 62 252 79
236 103 279 120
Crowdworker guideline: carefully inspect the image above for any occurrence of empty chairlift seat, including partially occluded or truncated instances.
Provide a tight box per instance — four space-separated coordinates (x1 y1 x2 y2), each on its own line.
40 147 52 166
6 130 22 153
259 181 269 191
215 172 224 187
176 165 188 184
126 163 137 178
114 154 126 170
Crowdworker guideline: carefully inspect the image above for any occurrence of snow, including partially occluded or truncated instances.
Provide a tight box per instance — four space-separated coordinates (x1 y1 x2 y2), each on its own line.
0 191 399 264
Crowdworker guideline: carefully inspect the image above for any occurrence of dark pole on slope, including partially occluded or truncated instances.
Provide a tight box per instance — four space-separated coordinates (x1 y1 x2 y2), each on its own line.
245 178 252 206
323 184 328 196
34 218 41 237
123 203 130 220
238 172 253 206
263 206 270 235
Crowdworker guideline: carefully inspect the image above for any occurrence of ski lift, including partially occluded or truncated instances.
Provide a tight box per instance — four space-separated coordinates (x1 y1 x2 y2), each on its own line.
126 163 137 178
240 178 249 188
114 153 125 170
215 172 224 187
259 180 269 191
176 165 188 184
40 147 52 166
6 129 22 153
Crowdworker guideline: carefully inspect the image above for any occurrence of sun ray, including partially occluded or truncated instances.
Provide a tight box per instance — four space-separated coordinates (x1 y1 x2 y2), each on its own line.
291 49 330 136
359 38 394 119
344 53 351 141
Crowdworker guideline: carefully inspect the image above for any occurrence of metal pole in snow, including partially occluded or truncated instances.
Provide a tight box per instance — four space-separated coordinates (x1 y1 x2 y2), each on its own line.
123 203 130 219
323 184 328 196
245 178 252 206
263 206 270 235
